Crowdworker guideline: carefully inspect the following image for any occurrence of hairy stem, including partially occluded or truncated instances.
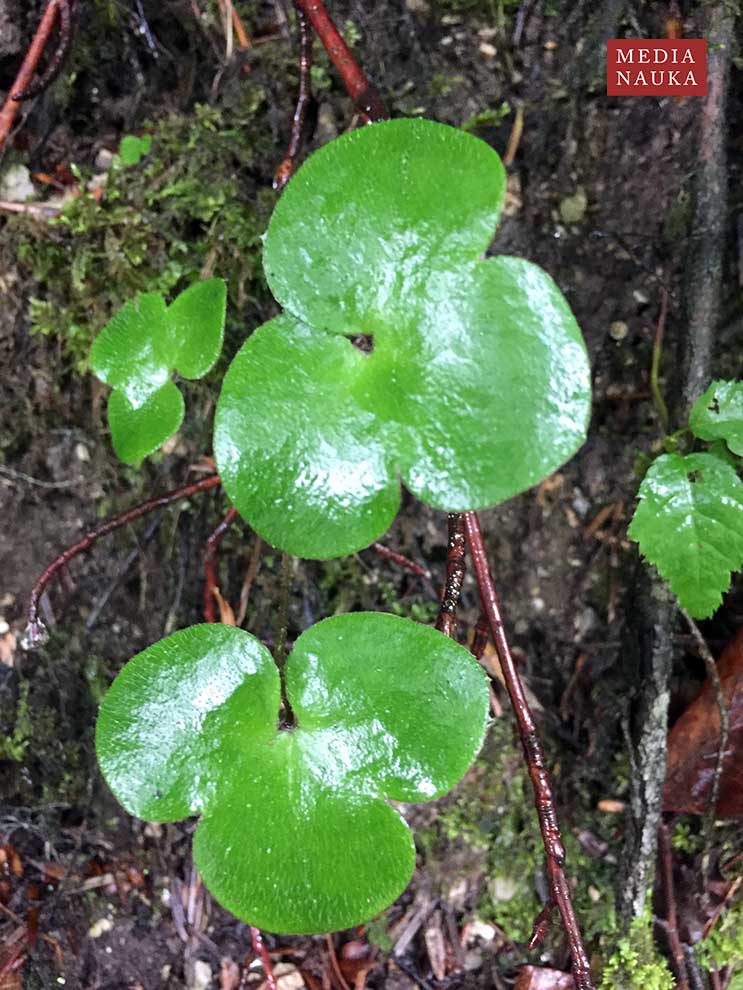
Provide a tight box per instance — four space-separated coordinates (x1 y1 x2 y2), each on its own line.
463 511 594 990
435 513 467 638
274 6 314 190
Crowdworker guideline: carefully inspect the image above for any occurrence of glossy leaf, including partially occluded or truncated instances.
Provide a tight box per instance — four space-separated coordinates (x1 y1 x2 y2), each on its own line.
96 613 490 933
90 279 226 464
689 380 743 456
628 452 743 618
215 118 591 558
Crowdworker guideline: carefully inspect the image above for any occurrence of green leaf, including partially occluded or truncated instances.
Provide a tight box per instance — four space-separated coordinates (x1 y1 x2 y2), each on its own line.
215 118 591 558
166 278 227 379
90 279 226 462
96 613 490 933
108 383 185 464
689 380 743 456
119 134 153 167
628 452 743 618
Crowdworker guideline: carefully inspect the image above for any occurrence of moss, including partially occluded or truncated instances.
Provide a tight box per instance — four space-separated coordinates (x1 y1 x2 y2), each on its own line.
420 716 619 948
0 680 33 762
696 899 743 981
14 87 276 372
599 908 674 990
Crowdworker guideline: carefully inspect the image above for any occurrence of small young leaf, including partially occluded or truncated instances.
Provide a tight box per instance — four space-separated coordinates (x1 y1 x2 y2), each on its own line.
628 452 743 618
108 383 185 465
96 613 490 933
90 279 226 462
166 278 227 380
689 380 743 456
119 134 153 167
215 118 591 558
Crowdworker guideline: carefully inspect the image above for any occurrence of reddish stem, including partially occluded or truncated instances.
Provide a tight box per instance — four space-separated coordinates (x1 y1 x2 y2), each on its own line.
470 610 490 660
274 7 314 190
292 0 386 120
435 513 466 638
250 926 277 990
371 541 429 580
25 474 222 648
0 0 66 149
13 0 74 102
203 506 239 623
463 511 594 990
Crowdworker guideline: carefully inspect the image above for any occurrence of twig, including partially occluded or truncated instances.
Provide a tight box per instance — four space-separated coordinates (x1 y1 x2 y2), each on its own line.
292 0 386 121
24 474 221 649
274 7 314 190
0 199 61 217
463 511 594 990
650 287 670 434
435 514 466 638
658 821 690 990
502 103 524 168
0 464 85 488
203 507 239 623
0 0 65 149
680 608 731 882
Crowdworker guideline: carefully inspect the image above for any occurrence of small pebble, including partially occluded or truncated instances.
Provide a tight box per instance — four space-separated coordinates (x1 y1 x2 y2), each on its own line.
609 320 628 341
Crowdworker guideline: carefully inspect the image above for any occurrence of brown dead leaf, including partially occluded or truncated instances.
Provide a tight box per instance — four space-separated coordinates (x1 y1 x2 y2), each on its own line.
663 626 743 817
515 965 575 989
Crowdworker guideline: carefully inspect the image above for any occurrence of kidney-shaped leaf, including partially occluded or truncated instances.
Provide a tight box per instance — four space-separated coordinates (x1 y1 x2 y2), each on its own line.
214 118 591 559
90 279 226 463
96 613 489 933
628 451 743 618
689 380 743 456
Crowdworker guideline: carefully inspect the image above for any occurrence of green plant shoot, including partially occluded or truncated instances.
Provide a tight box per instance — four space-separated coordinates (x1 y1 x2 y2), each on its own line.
90 279 226 463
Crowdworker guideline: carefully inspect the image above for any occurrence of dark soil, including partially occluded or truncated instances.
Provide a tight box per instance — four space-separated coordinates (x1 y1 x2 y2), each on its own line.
1 1 741 988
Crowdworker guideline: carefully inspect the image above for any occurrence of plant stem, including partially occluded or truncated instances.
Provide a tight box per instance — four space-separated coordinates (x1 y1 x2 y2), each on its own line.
250 925 277 990
203 507 239 623
435 513 467 638
292 0 386 121
24 474 222 649
463 511 594 990
273 551 295 725
0 0 71 150
658 821 691 990
274 7 314 190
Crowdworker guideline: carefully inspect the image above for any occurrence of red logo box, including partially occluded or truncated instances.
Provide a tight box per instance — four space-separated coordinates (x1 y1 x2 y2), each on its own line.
606 39 707 96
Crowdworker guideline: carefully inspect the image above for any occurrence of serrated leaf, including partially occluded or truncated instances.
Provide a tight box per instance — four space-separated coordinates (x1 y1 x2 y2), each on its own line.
628 452 743 618
96 613 490 933
215 118 591 558
689 380 743 456
90 279 226 463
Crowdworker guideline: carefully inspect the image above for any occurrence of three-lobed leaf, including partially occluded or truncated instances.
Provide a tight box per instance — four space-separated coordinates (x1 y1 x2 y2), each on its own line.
214 118 591 559
90 279 226 463
628 451 743 618
96 612 490 933
689 380 743 456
